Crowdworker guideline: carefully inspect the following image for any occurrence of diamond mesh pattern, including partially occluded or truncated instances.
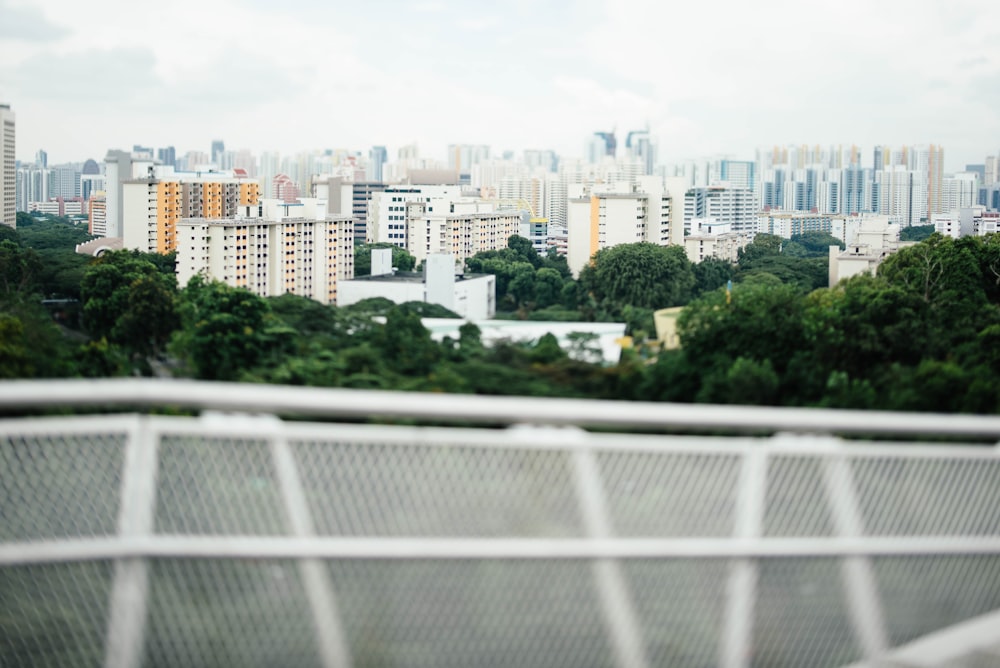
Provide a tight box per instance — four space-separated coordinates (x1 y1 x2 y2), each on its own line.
0 432 124 541
874 556 1000 647
753 558 861 667
764 456 835 537
0 561 114 668
598 452 741 537
142 559 320 668
156 435 288 535
293 441 582 537
626 560 730 665
852 458 1000 536
327 559 612 667
4 411 1000 667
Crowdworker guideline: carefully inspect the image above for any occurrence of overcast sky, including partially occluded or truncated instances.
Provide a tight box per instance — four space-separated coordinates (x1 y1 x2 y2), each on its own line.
1 0 998 171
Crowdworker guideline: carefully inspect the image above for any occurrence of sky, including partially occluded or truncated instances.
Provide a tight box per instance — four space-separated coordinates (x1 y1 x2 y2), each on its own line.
1 0 999 171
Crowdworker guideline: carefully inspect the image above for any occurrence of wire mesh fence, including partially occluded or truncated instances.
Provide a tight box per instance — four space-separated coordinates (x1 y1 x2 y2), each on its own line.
2 380 1000 667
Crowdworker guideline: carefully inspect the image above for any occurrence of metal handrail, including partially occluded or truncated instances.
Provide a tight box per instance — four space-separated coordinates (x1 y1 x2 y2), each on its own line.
2 378 1000 437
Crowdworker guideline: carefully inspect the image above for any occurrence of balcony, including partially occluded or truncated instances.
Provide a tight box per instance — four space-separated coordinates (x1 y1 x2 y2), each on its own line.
2 379 1000 667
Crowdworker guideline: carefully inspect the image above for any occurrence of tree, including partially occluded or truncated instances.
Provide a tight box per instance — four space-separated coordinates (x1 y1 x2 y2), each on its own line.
899 225 935 242
80 251 178 354
373 307 440 376
784 232 845 258
0 240 43 296
171 277 290 380
737 233 782 266
580 243 696 310
693 257 735 297
532 267 565 309
354 243 415 276
678 282 807 380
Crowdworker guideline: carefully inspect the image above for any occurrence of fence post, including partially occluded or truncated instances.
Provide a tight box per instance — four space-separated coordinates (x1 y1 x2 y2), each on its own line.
104 415 159 668
821 444 889 660
720 446 767 668
566 427 648 668
266 416 353 668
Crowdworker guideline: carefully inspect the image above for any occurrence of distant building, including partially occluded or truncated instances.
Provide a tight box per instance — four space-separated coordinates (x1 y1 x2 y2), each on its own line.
932 206 1000 238
566 176 688 276
122 167 261 254
828 216 902 286
367 146 387 182
88 193 107 236
0 103 14 228
176 202 354 304
338 252 496 320
684 184 757 237
684 220 750 264
104 150 155 238
757 211 835 238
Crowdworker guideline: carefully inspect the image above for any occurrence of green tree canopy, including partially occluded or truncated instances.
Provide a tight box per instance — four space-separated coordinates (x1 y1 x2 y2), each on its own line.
580 242 696 310
80 251 178 355
171 277 290 380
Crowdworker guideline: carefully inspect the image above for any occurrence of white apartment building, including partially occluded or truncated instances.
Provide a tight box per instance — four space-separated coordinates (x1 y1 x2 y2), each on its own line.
683 220 750 264
122 167 261 254
876 166 927 227
176 211 354 305
566 176 687 276
829 216 902 286
0 103 14 228
940 172 979 212
368 186 521 264
757 211 836 238
932 206 1000 238
684 184 757 236
367 185 463 246
830 213 892 246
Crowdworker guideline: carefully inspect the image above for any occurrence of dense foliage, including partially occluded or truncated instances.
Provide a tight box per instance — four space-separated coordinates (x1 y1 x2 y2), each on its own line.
2 220 999 413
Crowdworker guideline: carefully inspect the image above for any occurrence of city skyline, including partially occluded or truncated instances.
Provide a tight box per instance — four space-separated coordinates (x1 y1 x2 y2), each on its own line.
1 0 999 171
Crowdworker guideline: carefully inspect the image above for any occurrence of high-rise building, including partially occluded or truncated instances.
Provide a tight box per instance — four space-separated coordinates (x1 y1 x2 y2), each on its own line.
0 103 14 228
447 144 490 175
104 150 156 238
368 146 387 182
121 168 261 253
211 140 225 167
176 200 354 305
157 146 177 169
717 160 755 191
566 176 688 276
684 184 757 236
926 144 945 216
587 132 616 164
625 130 656 175
51 163 81 199
35 149 47 168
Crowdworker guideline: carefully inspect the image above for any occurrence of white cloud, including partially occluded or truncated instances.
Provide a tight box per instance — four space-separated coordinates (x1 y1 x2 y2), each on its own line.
3 0 999 168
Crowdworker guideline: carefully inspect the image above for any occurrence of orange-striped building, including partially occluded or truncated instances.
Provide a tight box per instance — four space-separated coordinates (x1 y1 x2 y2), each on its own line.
122 170 260 254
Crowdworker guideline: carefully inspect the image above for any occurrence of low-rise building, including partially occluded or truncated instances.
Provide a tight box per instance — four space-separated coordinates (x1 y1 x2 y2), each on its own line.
684 219 750 263
828 216 903 286
337 252 496 320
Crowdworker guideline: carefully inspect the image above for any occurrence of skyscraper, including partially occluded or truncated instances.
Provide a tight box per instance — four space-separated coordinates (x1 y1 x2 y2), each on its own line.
368 146 387 182
587 132 616 164
625 130 656 175
0 103 15 228
211 140 225 167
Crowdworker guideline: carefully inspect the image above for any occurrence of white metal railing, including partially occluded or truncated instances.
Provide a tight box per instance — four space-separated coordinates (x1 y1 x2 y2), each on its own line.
1 379 1000 668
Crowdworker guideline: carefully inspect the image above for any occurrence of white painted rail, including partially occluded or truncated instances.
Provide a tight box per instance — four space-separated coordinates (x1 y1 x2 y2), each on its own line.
2 379 1000 668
